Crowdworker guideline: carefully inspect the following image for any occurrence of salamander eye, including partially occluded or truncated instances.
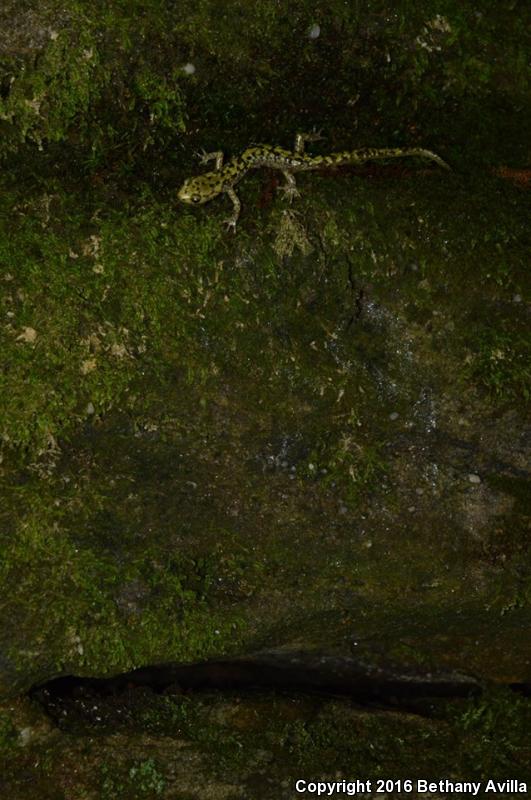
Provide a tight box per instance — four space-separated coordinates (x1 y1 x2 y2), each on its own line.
192 194 201 203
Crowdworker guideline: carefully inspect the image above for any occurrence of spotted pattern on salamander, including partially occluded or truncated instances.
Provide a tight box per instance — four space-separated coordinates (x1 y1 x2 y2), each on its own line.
177 132 450 231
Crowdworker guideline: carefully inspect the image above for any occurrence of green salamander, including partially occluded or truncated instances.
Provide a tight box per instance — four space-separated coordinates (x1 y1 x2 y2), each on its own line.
178 131 450 231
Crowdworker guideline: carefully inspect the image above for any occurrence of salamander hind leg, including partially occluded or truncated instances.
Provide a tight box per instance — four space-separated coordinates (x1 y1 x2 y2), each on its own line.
294 129 325 154
277 170 301 202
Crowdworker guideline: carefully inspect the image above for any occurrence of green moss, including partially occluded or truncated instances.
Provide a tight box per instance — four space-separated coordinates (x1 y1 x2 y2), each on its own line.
0 712 18 757
0 8 98 151
101 758 166 799
466 323 530 403
0 502 249 686
277 690 531 781
452 689 531 778
4 687 527 797
1 1 529 169
0 0 188 163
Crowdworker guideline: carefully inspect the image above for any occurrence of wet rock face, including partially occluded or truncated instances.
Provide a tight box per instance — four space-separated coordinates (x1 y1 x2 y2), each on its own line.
0 5 530 796
3 681 531 799
1 251 529 697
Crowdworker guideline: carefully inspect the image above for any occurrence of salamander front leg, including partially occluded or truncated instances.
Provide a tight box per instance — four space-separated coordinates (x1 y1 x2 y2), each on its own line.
223 187 241 232
277 170 301 203
195 149 225 171
294 129 324 154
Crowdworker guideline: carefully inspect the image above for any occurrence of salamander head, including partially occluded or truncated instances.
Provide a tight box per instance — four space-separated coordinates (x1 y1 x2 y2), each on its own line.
178 174 222 205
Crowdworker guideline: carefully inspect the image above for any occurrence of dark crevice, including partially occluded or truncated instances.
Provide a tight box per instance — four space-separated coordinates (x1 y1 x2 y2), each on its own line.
28 651 494 725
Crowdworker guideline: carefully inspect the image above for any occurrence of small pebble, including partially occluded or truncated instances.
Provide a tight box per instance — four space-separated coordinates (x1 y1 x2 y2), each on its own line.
415 488 424 495
468 473 481 484
408 506 415 512
86 402 95 415
182 63 196 75
513 294 522 303
389 412 399 421
308 23 321 39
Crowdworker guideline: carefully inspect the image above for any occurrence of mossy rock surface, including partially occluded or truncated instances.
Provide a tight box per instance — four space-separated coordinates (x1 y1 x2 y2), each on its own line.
1 687 531 798
1 157 529 695
0 0 530 796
